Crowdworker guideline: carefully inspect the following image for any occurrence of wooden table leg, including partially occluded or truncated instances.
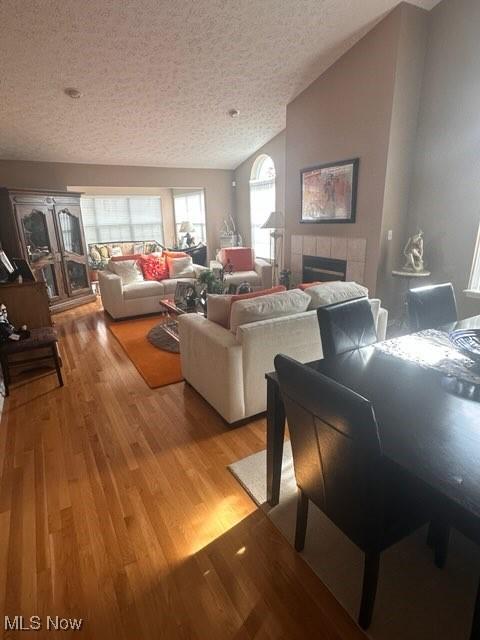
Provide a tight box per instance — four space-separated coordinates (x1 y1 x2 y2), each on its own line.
266 376 286 506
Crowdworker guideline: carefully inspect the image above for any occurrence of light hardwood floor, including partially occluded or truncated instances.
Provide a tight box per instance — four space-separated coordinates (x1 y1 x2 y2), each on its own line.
0 302 365 639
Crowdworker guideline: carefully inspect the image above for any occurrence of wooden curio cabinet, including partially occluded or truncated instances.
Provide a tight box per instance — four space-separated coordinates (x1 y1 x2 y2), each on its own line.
0 188 96 313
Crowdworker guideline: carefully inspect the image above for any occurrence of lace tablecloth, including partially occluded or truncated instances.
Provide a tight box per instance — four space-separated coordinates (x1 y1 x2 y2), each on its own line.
375 329 480 385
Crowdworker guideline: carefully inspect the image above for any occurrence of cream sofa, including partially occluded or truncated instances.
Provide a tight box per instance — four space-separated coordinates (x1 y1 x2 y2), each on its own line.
98 261 208 319
179 289 388 423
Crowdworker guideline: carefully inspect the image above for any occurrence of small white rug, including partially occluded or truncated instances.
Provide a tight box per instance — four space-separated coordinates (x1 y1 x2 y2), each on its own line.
229 443 479 640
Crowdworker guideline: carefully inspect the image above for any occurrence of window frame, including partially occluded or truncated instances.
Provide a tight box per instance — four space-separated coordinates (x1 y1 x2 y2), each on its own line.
249 154 276 261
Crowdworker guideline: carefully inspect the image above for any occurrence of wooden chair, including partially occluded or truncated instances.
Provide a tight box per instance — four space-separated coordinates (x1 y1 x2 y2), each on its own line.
0 327 63 397
274 353 436 629
407 282 457 332
317 297 377 359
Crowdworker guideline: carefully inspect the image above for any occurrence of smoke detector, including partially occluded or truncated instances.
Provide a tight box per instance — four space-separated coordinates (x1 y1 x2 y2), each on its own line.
65 88 82 99
228 108 240 118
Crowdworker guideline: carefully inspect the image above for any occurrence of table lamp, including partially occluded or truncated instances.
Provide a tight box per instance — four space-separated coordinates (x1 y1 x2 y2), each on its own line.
261 211 284 285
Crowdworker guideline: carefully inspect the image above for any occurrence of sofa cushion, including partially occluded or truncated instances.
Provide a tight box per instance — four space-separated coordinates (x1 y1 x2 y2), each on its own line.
139 253 169 281
304 281 368 310
218 247 254 271
109 259 144 285
207 286 286 329
167 256 195 278
230 289 311 334
123 280 165 300
223 271 261 287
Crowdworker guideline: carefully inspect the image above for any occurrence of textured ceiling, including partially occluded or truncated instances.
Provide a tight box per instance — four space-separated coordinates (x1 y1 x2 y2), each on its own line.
0 0 439 170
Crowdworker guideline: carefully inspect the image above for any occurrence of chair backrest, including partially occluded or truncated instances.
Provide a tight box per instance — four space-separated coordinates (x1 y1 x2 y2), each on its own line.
274 354 384 550
407 282 457 332
317 297 377 358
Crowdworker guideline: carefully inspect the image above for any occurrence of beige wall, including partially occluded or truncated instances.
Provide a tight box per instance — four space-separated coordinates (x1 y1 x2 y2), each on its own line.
234 131 286 247
284 5 407 294
377 3 429 313
0 160 234 257
407 0 480 318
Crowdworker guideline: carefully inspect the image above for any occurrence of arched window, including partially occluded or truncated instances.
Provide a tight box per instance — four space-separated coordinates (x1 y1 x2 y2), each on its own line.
249 154 276 259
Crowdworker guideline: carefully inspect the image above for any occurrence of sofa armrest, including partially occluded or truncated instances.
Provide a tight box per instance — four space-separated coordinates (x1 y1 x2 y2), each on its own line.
254 258 273 289
192 263 209 277
178 314 244 423
98 270 124 318
236 311 322 417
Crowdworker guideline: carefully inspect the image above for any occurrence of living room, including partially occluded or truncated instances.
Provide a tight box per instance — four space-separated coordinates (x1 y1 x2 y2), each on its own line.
1 0 480 638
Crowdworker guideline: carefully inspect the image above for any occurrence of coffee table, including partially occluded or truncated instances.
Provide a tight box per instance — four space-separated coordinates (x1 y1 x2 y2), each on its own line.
158 298 205 343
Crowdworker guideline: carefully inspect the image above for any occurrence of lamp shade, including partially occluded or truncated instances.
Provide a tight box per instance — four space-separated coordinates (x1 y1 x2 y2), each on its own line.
261 211 284 229
179 220 195 233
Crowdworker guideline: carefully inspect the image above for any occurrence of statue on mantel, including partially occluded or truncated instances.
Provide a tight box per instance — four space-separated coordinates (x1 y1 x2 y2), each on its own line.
403 229 425 272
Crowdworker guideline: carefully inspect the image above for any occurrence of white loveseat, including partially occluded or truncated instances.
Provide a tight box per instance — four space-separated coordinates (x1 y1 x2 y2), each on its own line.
179 287 388 423
98 261 208 319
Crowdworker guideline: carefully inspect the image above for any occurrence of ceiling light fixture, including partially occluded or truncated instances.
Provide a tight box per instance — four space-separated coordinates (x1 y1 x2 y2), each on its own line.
228 108 240 118
64 88 82 99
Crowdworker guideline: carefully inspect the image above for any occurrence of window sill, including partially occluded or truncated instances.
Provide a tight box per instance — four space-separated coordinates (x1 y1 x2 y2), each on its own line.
464 289 480 299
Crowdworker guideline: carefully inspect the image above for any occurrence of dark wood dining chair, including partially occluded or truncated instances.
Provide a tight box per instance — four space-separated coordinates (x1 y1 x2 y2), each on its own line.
407 282 457 332
317 297 378 359
274 353 436 630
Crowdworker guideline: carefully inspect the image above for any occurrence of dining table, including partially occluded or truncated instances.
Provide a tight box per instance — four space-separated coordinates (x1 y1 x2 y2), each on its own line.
265 314 480 638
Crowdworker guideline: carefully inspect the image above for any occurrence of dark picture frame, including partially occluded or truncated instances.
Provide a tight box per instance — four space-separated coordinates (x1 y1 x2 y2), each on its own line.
300 158 359 224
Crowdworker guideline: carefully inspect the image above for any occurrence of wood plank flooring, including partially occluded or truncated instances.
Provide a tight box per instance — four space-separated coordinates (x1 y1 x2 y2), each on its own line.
0 302 365 639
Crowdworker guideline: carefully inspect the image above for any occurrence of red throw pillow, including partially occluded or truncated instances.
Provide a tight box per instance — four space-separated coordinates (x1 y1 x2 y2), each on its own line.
110 253 142 262
218 247 254 271
228 285 286 325
298 281 340 290
139 254 169 281
163 250 189 259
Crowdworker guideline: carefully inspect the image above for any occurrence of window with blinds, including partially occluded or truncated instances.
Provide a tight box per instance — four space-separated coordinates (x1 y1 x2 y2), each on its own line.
467 223 480 294
173 191 206 245
81 196 164 245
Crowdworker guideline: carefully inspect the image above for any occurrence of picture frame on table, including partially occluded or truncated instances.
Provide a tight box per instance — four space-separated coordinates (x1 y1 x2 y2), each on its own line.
300 158 359 224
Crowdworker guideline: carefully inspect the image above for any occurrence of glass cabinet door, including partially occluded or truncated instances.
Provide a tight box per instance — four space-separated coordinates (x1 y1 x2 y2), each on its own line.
54 204 91 296
58 208 84 255
20 208 53 263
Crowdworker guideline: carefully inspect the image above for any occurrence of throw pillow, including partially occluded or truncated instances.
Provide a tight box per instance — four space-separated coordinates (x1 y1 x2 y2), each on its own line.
167 256 195 278
230 289 311 334
139 253 169 281
109 259 144 285
89 246 102 263
163 250 189 259
96 244 110 260
304 281 368 310
206 286 287 329
110 247 123 257
218 247 254 271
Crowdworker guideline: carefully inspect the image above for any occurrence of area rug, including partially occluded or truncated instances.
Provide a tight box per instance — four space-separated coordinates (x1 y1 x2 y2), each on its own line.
109 315 182 388
229 443 480 640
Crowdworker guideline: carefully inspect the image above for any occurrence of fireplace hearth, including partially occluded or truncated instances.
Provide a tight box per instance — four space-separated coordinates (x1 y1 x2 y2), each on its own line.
302 255 347 283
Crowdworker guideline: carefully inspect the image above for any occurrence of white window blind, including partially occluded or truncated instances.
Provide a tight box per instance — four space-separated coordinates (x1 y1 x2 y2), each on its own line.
81 196 164 245
173 191 206 244
250 155 276 260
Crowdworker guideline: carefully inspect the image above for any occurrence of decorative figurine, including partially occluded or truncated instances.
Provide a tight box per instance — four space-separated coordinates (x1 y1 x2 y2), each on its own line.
403 229 425 273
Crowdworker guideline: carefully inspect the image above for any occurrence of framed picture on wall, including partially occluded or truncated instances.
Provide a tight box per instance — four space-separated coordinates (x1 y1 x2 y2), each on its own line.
300 158 359 223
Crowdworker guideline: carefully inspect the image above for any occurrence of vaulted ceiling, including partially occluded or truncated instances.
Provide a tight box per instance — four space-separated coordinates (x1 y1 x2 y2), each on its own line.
0 0 439 170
